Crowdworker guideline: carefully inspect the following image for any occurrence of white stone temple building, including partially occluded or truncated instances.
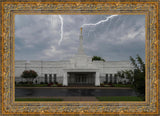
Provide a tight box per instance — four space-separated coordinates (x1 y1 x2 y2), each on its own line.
15 28 134 86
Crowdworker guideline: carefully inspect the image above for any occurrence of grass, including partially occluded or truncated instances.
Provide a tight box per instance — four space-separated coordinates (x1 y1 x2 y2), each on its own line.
15 84 63 87
15 98 63 101
15 96 143 101
103 84 111 87
96 96 143 101
100 84 133 87
15 84 48 87
112 84 133 87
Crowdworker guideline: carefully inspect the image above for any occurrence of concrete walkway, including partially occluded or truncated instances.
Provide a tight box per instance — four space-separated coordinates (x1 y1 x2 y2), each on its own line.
15 87 132 89
16 87 136 97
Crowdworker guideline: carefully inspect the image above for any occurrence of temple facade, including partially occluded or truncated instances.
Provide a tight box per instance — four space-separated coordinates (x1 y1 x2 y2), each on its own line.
15 28 134 86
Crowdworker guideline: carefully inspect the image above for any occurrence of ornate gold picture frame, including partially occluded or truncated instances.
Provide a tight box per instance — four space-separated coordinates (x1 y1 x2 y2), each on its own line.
1 1 159 115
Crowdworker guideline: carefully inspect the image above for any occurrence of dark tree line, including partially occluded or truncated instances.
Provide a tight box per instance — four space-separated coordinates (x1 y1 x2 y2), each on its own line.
92 56 105 62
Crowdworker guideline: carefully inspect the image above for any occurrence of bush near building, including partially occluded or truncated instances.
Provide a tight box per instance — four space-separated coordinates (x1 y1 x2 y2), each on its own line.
21 70 38 84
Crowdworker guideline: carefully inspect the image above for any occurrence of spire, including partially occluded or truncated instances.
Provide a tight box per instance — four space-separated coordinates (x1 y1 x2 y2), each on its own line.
77 27 85 55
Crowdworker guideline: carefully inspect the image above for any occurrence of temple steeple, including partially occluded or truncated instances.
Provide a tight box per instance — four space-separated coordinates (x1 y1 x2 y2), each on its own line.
78 27 85 55
70 27 93 69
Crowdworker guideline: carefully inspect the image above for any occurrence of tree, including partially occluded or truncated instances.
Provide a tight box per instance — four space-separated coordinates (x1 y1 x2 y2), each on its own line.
92 56 105 62
21 70 38 84
117 70 134 84
116 55 145 98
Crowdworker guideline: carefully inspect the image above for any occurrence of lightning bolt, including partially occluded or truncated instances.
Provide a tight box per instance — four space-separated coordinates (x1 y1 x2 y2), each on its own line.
81 15 118 28
50 15 118 46
50 15 64 45
58 15 63 45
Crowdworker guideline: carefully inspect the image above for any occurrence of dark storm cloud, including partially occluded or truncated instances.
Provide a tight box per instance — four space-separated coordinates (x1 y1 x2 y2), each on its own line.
15 15 145 61
83 15 145 61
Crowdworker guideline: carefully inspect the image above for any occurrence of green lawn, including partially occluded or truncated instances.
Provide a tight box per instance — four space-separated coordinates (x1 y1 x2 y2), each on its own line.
16 96 143 101
112 84 133 87
15 84 48 87
96 96 144 101
15 98 63 101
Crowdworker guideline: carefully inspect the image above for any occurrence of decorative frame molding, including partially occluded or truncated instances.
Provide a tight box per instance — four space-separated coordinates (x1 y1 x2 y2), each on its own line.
0 1 159 115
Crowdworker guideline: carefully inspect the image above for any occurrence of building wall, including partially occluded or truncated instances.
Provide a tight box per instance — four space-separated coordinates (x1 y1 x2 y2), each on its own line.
15 60 134 84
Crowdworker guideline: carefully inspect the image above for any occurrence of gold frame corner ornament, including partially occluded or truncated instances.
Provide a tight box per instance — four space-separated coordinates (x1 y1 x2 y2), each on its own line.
1 1 159 115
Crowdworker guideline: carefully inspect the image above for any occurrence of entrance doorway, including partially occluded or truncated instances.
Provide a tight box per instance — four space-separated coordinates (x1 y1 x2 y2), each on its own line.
68 72 95 86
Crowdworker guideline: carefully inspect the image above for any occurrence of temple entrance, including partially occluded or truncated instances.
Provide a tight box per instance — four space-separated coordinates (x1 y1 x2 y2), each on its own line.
68 72 95 86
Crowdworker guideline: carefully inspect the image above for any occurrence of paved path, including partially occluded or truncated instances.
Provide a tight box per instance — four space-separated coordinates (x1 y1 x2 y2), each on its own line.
16 87 132 89
16 88 137 97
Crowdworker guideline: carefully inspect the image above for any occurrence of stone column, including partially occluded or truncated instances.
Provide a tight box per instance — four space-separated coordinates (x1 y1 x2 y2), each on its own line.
47 74 50 83
108 74 110 83
63 72 68 86
95 72 100 86
52 74 54 83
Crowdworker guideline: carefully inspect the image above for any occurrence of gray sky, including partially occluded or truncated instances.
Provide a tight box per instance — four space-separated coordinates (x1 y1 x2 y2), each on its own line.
15 15 145 61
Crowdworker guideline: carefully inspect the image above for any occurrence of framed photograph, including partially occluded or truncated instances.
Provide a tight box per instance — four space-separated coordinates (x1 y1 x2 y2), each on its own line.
0 0 159 115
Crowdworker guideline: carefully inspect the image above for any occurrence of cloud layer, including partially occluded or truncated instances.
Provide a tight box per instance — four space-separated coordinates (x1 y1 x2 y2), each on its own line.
15 15 145 61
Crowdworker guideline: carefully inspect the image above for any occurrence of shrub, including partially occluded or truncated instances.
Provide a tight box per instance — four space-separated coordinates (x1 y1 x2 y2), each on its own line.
40 82 44 84
108 82 112 85
51 84 57 87
111 84 115 87
18 81 27 84
35 80 37 84
48 83 54 87
113 81 117 84
57 83 62 87
118 82 122 84
100 83 104 87
54 81 58 84
127 82 131 84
